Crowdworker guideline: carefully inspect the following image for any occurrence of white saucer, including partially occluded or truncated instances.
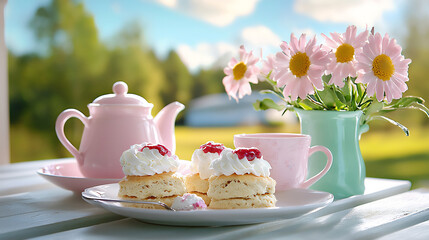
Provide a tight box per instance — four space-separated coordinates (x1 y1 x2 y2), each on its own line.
83 183 334 226
37 160 192 193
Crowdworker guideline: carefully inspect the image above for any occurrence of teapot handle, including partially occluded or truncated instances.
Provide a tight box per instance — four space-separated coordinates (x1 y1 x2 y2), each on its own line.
55 109 89 165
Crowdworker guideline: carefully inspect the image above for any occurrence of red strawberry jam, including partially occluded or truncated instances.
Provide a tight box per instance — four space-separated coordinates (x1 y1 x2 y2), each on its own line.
141 144 172 157
233 148 262 161
200 142 225 155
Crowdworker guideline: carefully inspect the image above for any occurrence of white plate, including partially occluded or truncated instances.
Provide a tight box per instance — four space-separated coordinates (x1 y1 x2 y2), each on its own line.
83 183 333 226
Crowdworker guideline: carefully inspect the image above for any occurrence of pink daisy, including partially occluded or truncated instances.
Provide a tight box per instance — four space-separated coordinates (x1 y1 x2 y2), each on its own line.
223 45 260 102
356 33 411 103
322 25 369 87
273 34 330 101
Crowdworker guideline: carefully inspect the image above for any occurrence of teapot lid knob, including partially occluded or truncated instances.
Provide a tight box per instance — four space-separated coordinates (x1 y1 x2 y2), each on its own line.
91 81 152 106
113 81 128 95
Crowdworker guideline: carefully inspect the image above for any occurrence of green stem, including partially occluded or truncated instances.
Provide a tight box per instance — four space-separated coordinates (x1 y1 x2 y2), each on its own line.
306 95 324 107
264 76 291 104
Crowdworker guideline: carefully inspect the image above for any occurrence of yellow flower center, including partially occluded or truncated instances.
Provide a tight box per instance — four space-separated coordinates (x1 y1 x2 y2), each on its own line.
289 52 310 77
372 54 395 81
233 62 247 80
335 43 355 63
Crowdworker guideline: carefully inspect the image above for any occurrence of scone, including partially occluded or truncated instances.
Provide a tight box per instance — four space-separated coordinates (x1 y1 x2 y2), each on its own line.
207 148 276 209
184 141 226 205
118 143 186 209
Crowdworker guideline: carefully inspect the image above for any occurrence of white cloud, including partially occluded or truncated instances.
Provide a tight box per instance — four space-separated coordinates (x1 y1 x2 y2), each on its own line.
176 42 236 71
155 0 259 27
240 25 282 48
177 25 283 71
292 28 316 37
157 0 176 8
294 0 395 27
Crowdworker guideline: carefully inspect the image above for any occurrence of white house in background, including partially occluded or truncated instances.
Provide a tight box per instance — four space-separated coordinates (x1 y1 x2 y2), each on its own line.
185 93 297 127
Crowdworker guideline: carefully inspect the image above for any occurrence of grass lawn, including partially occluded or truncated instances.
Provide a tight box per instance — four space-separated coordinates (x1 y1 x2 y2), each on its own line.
175 124 429 189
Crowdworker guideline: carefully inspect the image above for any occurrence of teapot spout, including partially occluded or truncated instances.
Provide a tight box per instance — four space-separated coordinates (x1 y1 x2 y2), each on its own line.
154 101 185 154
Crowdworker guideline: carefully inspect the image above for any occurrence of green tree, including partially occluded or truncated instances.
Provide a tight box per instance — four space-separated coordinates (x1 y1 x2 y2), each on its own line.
161 50 192 107
398 0 429 126
103 21 166 113
192 68 225 98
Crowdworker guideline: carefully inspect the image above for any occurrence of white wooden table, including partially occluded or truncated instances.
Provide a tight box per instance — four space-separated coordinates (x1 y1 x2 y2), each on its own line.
1 159 429 240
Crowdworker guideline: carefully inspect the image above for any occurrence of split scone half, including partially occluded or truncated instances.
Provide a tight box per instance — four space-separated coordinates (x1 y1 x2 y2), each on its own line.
118 143 186 209
207 148 276 209
184 141 226 205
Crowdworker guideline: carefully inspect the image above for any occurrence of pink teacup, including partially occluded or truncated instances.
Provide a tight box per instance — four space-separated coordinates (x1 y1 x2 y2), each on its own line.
234 133 333 191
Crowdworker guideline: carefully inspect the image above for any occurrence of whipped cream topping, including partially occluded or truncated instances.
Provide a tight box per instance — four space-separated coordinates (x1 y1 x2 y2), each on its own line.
190 141 226 179
120 143 179 176
210 148 271 177
171 193 207 211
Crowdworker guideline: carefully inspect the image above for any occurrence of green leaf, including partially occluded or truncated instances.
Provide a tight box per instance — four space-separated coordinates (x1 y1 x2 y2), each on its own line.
368 115 409 136
363 99 383 116
356 83 367 104
412 102 429 117
316 87 336 109
253 101 262 111
380 102 429 118
299 98 324 110
350 87 357 110
334 89 347 105
253 98 284 111
341 78 353 104
387 96 425 109
322 74 332 84
360 100 373 109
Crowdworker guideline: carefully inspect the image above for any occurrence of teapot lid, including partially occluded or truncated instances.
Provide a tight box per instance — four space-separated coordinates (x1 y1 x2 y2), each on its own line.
92 81 152 106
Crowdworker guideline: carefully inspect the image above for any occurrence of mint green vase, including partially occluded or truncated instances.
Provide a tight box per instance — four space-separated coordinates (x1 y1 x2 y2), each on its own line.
295 108 368 199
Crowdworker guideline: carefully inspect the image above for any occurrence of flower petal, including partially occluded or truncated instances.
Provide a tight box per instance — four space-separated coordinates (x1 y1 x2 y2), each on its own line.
375 78 385 102
373 33 383 56
330 32 343 44
298 34 307 52
275 51 290 65
384 81 393 103
308 70 324 89
354 29 369 48
322 33 339 49
362 41 377 60
298 76 312 99
381 33 389 54
305 36 317 55
238 80 252 99
366 80 376 96
356 52 373 67
344 25 356 44
391 74 408 92
290 33 300 53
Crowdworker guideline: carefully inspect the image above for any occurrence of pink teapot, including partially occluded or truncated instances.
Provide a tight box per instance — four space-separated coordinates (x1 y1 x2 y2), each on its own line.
55 81 184 178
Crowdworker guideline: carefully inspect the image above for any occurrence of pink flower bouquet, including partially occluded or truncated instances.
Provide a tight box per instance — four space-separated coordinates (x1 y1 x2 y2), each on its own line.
222 26 429 135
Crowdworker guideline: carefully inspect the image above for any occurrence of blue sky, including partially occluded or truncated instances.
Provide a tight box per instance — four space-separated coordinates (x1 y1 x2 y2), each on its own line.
5 0 406 71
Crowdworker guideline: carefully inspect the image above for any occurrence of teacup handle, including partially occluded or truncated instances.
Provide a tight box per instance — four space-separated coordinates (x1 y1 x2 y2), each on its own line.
55 109 89 165
300 145 333 189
